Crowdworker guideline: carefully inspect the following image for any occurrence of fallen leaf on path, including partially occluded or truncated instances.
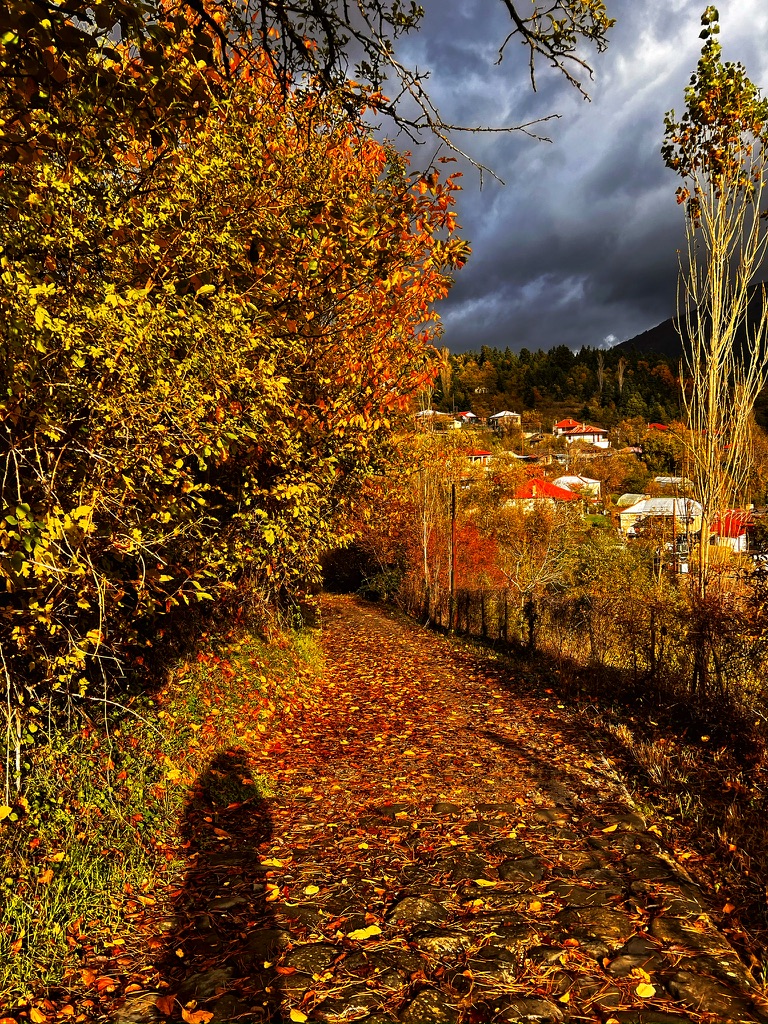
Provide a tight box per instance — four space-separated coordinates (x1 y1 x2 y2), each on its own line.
181 1010 213 1024
347 925 382 940
155 994 176 1015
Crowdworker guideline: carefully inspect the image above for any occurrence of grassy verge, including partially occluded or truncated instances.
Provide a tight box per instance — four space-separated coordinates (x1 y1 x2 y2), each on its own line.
0 618 323 1003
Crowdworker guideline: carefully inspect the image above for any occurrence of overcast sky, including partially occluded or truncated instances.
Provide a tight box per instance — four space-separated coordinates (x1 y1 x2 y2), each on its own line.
385 0 768 354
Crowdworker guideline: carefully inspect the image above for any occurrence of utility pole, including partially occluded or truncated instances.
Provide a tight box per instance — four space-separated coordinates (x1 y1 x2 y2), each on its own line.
449 482 456 630
672 498 678 575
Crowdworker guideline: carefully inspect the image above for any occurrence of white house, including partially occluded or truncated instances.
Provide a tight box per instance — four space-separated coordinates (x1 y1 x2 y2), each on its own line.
553 475 601 499
620 496 703 536
466 448 492 466
563 424 610 449
553 417 580 436
489 410 522 430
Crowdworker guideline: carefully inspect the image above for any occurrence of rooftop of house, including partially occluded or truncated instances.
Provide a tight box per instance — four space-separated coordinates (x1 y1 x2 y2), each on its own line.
622 496 703 517
514 478 580 502
654 476 692 487
553 474 600 489
564 424 608 436
617 492 647 508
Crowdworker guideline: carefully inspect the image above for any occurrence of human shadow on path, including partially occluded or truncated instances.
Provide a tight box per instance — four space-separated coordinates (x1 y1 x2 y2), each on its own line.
157 749 287 1023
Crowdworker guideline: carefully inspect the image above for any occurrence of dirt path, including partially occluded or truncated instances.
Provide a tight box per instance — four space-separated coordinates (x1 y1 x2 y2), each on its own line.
126 595 768 1024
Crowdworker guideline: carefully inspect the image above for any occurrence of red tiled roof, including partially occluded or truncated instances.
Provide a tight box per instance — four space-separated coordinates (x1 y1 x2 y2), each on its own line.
514 478 579 501
468 449 491 458
564 424 607 436
648 422 668 430
555 418 580 429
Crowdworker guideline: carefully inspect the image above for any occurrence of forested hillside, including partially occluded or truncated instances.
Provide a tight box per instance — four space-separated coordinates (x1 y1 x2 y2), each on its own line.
435 302 768 429
434 344 683 426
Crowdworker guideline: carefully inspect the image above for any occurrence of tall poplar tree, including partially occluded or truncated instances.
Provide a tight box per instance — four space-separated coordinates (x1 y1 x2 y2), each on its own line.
663 6 768 595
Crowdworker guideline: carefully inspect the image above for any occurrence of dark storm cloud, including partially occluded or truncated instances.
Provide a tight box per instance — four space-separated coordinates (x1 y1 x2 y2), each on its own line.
390 1 768 353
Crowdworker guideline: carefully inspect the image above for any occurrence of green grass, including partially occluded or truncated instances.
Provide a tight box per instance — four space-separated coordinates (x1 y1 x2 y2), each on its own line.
0 726 167 997
585 513 611 529
0 619 323 1001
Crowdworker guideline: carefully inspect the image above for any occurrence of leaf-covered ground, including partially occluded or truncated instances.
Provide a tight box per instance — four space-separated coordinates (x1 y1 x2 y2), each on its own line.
24 595 768 1023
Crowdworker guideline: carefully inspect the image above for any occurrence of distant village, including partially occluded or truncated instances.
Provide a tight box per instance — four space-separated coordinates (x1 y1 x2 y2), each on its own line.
414 406 767 570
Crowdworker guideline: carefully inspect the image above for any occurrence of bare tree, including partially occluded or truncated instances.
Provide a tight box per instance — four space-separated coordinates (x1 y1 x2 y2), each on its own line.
663 7 768 595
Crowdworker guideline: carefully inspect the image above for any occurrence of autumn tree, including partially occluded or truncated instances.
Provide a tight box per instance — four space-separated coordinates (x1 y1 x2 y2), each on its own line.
0 56 467 760
577 450 647 500
1 1 615 173
406 431 477 615
479 501 581 649
0 0 621 748
663 6 768 594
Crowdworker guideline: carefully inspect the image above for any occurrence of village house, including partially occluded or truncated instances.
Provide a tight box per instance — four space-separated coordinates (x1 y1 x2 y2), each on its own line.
619 496 703 537
553 417 580 436
489 410 522 431
712 510 753 553
562 424 610 449
552 474 601 500
512 477 581 510
466 449 492 466
415 409 459 431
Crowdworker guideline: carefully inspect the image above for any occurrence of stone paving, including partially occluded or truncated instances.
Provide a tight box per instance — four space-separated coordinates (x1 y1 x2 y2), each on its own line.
134 596 768 1024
